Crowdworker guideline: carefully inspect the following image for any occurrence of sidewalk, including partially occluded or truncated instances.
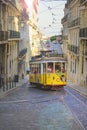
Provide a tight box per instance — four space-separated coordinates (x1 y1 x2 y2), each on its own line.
67 81 87 97
0 75 29 98
16 75 29 87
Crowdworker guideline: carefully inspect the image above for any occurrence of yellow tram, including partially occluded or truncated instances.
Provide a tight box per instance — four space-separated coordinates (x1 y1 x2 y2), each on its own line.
29 53 67 90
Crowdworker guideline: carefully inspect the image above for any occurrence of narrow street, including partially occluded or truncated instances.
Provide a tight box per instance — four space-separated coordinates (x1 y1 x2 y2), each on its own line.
0 79 87 130
0 0 87 129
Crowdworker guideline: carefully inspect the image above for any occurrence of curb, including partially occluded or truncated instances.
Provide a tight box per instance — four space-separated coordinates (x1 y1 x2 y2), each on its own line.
67 84 87 97
0 86 18 98
0 79 29 98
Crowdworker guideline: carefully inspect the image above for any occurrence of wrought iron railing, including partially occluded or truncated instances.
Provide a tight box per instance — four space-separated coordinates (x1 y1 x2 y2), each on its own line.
80 0 87 4
61 14 68 24
83 51 87 57
68 44 79 54
0 31 8 41
8 30 20 39
67 0 76 5
19 48 27 57
79 28 87 38
0 74 16 92
68 17 80 28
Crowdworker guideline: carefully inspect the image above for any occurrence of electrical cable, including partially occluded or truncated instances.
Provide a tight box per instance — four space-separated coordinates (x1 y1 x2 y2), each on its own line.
38 0 66 36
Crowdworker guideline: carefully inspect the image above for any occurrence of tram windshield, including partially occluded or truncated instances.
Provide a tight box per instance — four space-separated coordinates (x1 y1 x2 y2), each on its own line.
55 62 65 73
47 62 66 73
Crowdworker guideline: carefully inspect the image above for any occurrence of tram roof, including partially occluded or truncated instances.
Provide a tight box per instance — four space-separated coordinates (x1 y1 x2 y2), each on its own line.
30 55 67 64
41 42 63 55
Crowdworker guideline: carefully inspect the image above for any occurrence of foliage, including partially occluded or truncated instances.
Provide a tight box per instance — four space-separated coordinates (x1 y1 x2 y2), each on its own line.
50 35 56 42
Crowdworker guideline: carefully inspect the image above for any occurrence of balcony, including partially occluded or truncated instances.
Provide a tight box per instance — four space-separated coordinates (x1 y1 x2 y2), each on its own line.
63 36 68 40
8 30 20 40
19 48 27 57
68 17 80 28
0 73 16 92
83 51 87 58
21 9 29 20
80 0 87 4
0 31 8 41
61 14 68 24
84 51 87 57
79 28 87 38
68 44 79 55
67 0 76 6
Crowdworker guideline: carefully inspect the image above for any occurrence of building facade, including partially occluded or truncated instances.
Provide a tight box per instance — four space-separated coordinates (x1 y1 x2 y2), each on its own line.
18 1 30 79
61 3 69 58
0 0 30 96
0 0 20 95
0 0 8 93
62 0 87 87
79 0 87 87
27 0 41 57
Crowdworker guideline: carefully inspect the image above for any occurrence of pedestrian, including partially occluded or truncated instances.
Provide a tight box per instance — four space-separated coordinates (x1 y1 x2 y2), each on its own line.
47 65 53 73
22 73 24 79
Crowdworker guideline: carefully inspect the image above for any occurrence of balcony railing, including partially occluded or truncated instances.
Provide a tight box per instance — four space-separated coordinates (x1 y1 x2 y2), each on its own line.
19 48 27 57
0 31 8 41
8 30 20 39
80 0 87 4
83 51 87 57
79 28 87 38
61 14 68 24
21 9 29 20
68 44 79 54
63 36 68 40
68 17 80 28
67 0 76 6
0 74 16 92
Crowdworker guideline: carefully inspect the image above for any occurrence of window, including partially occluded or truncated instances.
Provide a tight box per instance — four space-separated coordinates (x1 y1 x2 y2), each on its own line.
47 62 53 73
61 62 66 73
82 56 84 74
75 59 76 73
55 62 61 73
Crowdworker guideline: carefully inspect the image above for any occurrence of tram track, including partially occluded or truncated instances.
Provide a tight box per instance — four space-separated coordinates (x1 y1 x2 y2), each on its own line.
0 84 86 130
62 95 85 130
64 87 87 130
0 86 87 107
0 95 61 104
0 86 67 104
65 86 87 108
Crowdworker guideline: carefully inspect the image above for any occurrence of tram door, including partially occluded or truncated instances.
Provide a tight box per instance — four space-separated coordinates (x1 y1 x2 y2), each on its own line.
43 63 46 85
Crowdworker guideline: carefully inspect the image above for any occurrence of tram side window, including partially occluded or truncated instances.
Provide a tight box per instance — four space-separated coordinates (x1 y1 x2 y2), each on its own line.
34 64 37 74
47 63 53 73
30 64 34 73
31 64 36 74
55 62 61 73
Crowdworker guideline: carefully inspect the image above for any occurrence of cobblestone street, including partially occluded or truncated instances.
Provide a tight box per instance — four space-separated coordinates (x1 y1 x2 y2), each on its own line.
0 78 87 130
0 0 87 129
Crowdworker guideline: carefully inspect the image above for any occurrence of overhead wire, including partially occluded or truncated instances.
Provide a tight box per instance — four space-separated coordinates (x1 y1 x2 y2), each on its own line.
39 2 65 14
38 0 66 36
